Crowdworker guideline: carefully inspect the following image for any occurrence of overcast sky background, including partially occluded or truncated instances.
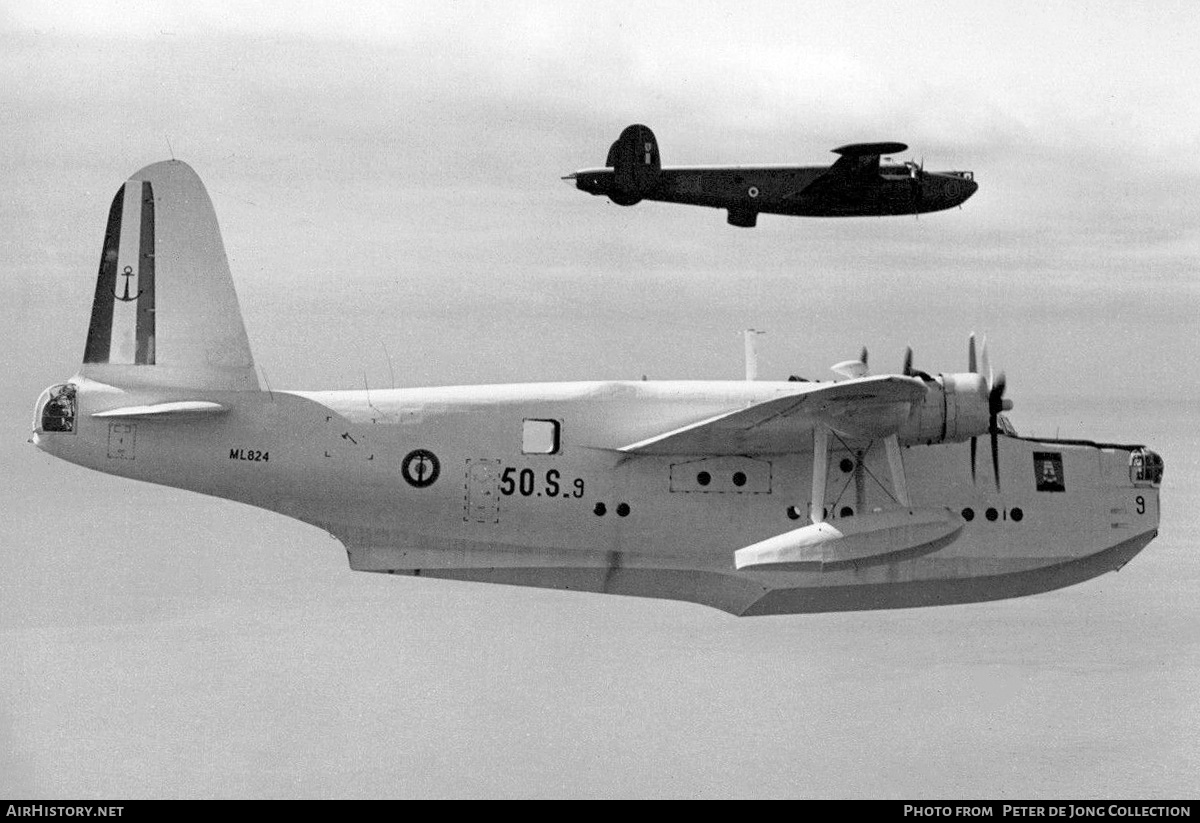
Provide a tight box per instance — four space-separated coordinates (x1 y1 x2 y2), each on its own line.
2 1 1198 798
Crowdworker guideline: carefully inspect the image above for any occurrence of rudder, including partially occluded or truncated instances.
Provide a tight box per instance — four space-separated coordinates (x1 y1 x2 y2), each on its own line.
605 124 661 205
80 161 260 391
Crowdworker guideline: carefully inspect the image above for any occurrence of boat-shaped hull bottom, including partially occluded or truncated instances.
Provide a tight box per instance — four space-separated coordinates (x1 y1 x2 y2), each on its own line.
363 530 1157 616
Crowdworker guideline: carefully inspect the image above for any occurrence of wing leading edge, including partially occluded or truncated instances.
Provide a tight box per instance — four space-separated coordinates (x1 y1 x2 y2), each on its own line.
618 375 927 455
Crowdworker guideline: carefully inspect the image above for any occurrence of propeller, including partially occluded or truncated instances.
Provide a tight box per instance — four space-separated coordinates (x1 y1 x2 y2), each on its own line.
830 346 870 379
988 372 1008 490
967 333 1013 489
901 346 933 381
906 157 925 216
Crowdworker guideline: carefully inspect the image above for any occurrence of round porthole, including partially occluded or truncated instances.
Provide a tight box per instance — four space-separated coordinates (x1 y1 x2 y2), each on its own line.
732 471 747 487
616 503 631 517
961 507 975 522
697 471 711 486
985 507 999 522
593 503 606 516
840 458 855 473
839 506 854 517
786 506 802 520
1010 507 1024 522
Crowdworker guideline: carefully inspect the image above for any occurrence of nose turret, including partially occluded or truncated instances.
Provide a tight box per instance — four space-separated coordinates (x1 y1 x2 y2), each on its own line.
935 171 977 208
1130 448 1164 487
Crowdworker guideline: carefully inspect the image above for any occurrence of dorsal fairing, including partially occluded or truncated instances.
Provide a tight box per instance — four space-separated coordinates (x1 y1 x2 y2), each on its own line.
80 160 260 391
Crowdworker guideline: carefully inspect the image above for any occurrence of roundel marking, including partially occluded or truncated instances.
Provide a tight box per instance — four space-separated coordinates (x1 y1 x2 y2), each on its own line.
401 449 440 488
945 181 961 198
747 186 760 198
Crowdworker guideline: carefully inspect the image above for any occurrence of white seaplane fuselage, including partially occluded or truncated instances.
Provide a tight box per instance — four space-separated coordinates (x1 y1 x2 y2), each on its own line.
31 159 1162 616
35 376 1161 616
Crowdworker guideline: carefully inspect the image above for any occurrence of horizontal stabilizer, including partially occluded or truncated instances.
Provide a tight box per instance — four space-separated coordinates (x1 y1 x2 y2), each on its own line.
831 142 908 156
92 400 227 418
734 507 963 571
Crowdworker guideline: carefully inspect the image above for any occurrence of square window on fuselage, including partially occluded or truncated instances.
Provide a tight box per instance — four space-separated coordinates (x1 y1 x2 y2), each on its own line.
522 419 560 455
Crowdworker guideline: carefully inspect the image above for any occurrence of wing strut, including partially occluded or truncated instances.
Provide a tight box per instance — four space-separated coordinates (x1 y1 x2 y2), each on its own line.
810 426 830 524
884 434 910 506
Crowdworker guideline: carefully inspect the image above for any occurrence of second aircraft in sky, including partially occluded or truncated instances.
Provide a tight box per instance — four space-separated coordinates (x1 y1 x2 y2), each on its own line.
565 123 978 227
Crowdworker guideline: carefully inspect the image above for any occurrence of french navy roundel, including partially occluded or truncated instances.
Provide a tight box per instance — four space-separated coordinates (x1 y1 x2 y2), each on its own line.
401 449 440 488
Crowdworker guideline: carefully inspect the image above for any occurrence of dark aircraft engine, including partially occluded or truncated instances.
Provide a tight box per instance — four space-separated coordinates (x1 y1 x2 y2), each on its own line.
902 373 991 444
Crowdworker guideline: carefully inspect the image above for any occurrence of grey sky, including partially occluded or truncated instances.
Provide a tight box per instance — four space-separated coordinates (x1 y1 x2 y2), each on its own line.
2 1 1198 798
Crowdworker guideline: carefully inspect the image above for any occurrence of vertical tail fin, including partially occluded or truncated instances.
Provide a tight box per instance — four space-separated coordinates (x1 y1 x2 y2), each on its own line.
80 160 260 391
605 124 661 205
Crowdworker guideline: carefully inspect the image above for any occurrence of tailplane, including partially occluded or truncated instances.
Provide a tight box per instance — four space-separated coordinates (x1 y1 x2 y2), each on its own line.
80 160 260 391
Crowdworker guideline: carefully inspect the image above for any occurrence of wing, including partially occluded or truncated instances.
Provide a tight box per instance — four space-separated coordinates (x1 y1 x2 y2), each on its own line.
792 141 908 202
618 375 926 455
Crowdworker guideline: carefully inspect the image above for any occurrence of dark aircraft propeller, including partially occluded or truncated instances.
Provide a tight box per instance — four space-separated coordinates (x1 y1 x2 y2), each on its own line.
967 334 1013 490
906 158 925 216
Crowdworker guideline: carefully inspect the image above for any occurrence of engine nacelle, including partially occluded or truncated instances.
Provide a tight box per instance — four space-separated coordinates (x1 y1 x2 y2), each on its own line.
899 372 991 445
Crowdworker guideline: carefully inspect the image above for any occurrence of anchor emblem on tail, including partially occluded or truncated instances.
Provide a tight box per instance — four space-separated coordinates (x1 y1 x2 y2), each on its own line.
113 265 142 302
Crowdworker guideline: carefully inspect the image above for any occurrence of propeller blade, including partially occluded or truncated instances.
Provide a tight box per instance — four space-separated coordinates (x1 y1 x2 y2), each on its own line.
980 336 991 388
970 436 978 483
861 346 869 369
968 333 977 373
990 372 1007 415
987 370 1007 490
991 427 1001 490
902 347 913 377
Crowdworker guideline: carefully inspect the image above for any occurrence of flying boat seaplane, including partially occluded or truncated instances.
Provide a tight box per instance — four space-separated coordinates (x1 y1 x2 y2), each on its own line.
565 123 978 226
33 161 1161 616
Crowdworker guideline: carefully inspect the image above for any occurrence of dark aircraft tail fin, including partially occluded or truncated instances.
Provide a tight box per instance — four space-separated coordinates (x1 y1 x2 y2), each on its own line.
605 124 661 205
80 161 261 391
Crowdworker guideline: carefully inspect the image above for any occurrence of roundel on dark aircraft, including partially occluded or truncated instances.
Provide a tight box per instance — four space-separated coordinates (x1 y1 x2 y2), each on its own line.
401 449 440 488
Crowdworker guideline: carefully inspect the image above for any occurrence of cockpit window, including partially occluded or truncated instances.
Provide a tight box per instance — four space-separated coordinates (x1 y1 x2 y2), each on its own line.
1130 449 1164 487
37 384 77 434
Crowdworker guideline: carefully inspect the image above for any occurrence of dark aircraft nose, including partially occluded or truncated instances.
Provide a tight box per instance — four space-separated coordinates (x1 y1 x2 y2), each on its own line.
946 173 977 207
919 172 977 212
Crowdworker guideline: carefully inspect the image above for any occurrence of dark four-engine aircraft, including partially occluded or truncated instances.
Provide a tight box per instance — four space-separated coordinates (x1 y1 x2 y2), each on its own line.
565 123 978 227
